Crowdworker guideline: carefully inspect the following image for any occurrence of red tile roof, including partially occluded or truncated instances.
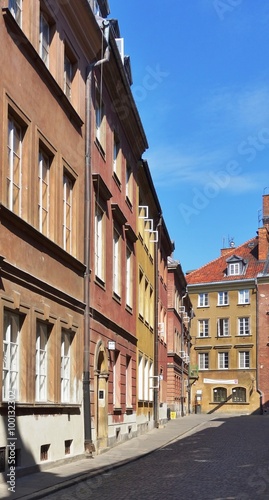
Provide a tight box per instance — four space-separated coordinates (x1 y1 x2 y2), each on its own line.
186 237 265 285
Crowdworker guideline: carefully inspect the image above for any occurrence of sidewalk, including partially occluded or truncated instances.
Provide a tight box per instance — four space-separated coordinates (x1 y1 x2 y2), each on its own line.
0 412 230 500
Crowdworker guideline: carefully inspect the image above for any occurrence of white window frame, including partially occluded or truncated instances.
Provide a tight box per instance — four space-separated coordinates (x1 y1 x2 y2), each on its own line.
198 352 209 370
229 262 240 276
61 331 72 402
64 53 72 100
9 0 22 26
218 318 229 337
63 174 73 253
126 163 132 204
113 227 121 297
218 352 229 370
38 149 50 236
39 13 50 68
113 133 120 180
138 354 144 400
7 116 22 215
113 351 121 408
3 311 20 401
238 317 250 336
239 351 250 369
126 245 132 308
95 204 105 282
126 355 132 408
218 291 229 306
198 319 209 337
198 293 208 307
238 290 250 304
36 322 48 401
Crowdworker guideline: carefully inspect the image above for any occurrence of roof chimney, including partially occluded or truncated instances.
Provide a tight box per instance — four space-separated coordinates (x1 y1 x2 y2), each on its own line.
258 195 269 260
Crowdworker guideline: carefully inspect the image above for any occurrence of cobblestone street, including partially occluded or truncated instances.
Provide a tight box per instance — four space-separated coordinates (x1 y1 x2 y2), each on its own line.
44 415 269 500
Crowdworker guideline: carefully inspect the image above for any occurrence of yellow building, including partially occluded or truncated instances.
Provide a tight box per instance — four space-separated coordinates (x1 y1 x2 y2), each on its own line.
187 238 264 415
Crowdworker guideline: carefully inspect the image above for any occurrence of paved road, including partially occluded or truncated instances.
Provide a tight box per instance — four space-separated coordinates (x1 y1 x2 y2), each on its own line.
45 415 269 500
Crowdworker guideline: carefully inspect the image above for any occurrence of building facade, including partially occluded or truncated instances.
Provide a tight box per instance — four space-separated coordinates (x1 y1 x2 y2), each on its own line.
167 257 193 417
87 10 148 452
0 0 101 474
186 205 269 414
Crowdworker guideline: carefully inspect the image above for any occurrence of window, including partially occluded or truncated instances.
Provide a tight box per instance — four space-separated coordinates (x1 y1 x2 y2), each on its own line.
198 352 209 370
3 311 20 400
149 361 153 402
149 286 154 330
39 13 50 67
126 245 133 309
239 351 250 369
238 290 250 304
9 0 22 26
64 53 73 100
36 322 49 401
232 387 246 403
113 351 121 408
126 163 133 205
217 318 229 337
61 331 73 402
238 317 250 336
38 149 50 236
218 291 228 306
113 132 121 183
227 256 246 276
144 358 149 401
40 444 50 461
198 293 208 307
198 319 209 337
218 352 229 370
95 89 105 151
213 387 227 403
113 227 121 298
138 269 144 318
126 356 132 408
229 263 240 275
95 204 105 282
7 116 22 215
144 279 149 325
138 354 143 400
65 439 72 455
63 174 73 253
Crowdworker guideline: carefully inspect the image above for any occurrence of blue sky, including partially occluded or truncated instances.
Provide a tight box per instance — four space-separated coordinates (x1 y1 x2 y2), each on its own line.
109 1 269 272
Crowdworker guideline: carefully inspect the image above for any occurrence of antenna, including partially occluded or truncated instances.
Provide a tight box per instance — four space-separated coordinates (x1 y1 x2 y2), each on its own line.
228 235 235 248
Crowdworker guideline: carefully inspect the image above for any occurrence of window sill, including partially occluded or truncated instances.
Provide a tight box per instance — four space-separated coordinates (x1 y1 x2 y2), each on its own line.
125 196 133 211
95 138 106 159
125 304 133 314
112 292 121 304
95 275 106 289
113 171 122 190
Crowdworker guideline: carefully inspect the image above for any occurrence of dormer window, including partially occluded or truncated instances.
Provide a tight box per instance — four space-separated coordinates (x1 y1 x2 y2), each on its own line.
226 255 246 276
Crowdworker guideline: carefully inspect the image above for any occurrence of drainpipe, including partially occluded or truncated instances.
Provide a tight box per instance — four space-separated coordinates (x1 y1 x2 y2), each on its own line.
84 20 110 456
153 215 162 428
181 290 187 417
255 278 264 414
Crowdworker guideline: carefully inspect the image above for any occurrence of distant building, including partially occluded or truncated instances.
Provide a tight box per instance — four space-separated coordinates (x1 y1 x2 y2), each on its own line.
186 195 269 414
167 257 193 417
